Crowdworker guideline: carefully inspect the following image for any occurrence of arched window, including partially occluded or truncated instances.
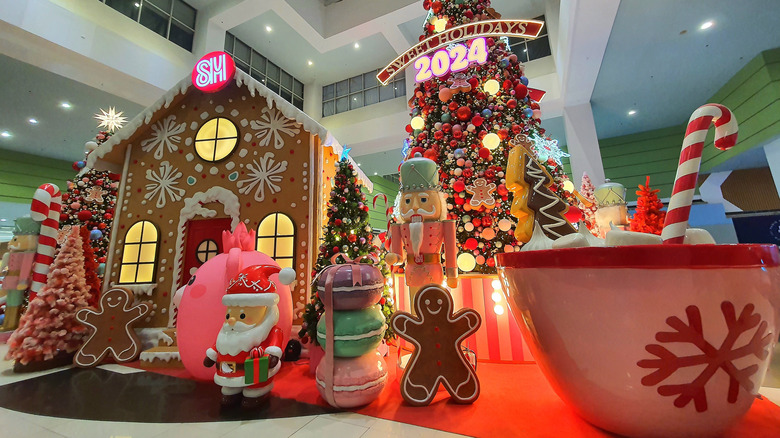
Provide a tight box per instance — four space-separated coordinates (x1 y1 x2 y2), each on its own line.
119 221 159 284
194 117 238 162
256 213 294 269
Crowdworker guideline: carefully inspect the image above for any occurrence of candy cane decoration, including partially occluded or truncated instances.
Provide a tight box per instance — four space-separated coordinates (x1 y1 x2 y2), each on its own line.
661 104 738 243
29 183 62 297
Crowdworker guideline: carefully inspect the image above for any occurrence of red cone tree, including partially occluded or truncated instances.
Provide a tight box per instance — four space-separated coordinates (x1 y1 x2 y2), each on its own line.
630 176 666 235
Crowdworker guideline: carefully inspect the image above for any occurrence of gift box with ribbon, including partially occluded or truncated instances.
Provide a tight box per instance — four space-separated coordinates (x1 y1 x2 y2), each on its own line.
244 355 270 385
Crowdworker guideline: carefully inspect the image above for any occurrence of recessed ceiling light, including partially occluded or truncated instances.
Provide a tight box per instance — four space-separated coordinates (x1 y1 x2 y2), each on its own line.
0 218 6 222
134 2 140 7
1 131 11 138
628 110 637 116
60 102 72 109
700 20 714 30
354 42 360 49
308 60 313 66
358 163 362 166
28 118 38 125
265 26 272 32
374 172 378 175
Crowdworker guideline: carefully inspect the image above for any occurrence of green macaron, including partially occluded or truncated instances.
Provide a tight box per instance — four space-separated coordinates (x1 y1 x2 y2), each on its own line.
317 305 386 357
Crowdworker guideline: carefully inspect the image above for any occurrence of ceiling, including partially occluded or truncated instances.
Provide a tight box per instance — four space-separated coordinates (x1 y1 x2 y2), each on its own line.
0 0 779 178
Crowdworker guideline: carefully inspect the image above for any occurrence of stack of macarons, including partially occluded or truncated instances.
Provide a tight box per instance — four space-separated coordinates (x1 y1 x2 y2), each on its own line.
316 262 388 408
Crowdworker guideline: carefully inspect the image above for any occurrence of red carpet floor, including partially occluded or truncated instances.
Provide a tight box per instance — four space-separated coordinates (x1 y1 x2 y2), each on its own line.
137 354 780 437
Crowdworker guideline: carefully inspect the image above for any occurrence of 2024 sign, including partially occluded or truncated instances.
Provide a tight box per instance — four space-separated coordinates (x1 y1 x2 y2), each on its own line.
413 37 488 83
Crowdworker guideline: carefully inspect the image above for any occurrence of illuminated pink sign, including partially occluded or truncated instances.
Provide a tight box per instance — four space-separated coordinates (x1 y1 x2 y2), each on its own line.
192 51 236 93
413 37 488 82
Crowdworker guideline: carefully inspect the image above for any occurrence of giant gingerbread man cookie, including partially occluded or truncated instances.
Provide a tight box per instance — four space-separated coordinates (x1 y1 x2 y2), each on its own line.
391 284 481 406
74 287 150 367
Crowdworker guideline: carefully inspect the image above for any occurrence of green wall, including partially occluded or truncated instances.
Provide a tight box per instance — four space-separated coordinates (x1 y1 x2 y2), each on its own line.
362 175 400 231
0 148 73 204
599 48 780 202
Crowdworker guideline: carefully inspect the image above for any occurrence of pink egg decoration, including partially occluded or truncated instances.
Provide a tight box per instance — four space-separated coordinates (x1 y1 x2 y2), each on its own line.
177 223 294 381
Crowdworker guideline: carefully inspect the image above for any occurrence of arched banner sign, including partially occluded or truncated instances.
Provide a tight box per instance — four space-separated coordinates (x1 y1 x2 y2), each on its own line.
377 19 544 85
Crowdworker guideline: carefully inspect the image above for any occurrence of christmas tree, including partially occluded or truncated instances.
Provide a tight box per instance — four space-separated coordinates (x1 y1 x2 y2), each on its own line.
405 0 573 273
579 172 599 236
79 226 101 308
630 176 666 235
5 226 91 368
299 158 395 345
60 130 120 277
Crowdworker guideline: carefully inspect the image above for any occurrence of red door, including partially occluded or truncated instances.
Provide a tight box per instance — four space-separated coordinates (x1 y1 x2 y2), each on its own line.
183 218 233 284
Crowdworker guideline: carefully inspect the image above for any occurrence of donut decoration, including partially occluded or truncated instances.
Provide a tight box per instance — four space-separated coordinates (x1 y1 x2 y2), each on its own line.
315 252 388 408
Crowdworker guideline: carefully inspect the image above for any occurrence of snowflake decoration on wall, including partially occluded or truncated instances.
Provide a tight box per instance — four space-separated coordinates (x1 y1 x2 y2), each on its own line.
85 186 106 203
140 115 186 160
145 161 185 208
637 301 771 412
530 134 570 165
94 107 127 132
237 152 288 202
250 107 301 150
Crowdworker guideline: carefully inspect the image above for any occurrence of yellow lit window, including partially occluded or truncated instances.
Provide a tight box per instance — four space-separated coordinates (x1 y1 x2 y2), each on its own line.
256 213 295 269
119 221 159 283
195 117 238 162
196 239 219 263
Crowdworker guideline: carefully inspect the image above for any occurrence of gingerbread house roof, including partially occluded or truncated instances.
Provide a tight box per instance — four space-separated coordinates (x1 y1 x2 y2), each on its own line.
87 69 372 191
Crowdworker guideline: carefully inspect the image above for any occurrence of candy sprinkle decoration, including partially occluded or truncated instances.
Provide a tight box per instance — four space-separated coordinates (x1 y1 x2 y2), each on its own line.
661 104 738 244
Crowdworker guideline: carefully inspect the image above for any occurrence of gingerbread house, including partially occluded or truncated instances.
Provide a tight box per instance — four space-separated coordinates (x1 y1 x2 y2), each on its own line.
88 62 370 328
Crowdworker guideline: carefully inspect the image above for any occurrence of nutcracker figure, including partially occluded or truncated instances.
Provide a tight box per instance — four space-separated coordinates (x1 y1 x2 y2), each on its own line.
386 154 458 305
0 217 41 331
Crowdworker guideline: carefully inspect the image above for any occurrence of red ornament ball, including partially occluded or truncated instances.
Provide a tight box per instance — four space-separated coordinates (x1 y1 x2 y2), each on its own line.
456 106 472 121
453 180 466 192
478 148 490 159
514 84 528 98
431 1 442 13
335 218 342 226
464 238 478 251
77 210 93 221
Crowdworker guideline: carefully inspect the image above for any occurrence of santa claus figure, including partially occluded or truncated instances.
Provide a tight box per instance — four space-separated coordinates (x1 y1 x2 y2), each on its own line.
386 154 458 305
204 264 295 408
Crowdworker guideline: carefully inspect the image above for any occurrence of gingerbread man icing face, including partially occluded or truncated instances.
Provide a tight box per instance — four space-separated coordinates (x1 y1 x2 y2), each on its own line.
103 289 128 308
391 284 481 406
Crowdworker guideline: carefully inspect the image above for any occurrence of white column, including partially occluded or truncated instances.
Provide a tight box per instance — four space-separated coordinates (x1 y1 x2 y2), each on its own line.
303 81 323 122
763 137 780 196
192 17 226 58
563 102 605 186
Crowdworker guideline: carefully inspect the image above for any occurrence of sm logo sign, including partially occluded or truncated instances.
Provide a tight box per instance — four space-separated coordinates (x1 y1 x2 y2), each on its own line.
192 51 236 93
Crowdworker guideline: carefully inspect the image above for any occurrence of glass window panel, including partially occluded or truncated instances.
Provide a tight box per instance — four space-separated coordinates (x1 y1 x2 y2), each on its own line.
122 245 140 263
280 89 292 102
350 92 363 110
276 238 294 257
137 264 155 283
258 216 276 236
335 96 349 113
323 84 335 101
394 79 406 98
336 80 349 97
266 80 280 94
293 96 304 111
148 0 172 13
276 214 294 235
234 40 251 63
363 71 378 89
141 222 157 241
214 139 237 161
379 83 395 101
527 36 551 60
235 59 249 74
349 75 363 93
251 53 266 72
172 0 196 28
266 62 280 83
169 22 194 51
119 264 138 283
256 238 274 255
293 80 304 97
196 119 218 141
277 258 293 269
105 0 140 21
224 32 234 52
251 69 265 83
139 5 168 38
125 222 144 243
322 100 335 117
281 71 293 90
364 88 379 105
513 43 529 63
139 243 157 262
217 118 237 138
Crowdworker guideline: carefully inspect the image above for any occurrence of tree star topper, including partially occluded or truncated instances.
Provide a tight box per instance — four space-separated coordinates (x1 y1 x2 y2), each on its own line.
94 107 128 132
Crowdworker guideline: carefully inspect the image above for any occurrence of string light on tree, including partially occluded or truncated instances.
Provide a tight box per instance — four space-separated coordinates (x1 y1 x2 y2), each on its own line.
94 107 127 132
483 79 500 95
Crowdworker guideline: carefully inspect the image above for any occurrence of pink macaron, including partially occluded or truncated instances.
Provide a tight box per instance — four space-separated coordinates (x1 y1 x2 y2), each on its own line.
316 351 387 408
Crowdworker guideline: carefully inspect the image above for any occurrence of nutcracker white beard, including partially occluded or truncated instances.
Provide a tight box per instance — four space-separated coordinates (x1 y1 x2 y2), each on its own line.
216 306 279 356
409 221 423 258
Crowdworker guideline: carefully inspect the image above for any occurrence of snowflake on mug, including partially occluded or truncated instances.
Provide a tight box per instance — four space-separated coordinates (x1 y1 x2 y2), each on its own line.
637 302 771 412
144 161 185 208
140 115 186 160
85 186 106 203
250 107 301 150
237 152 288 202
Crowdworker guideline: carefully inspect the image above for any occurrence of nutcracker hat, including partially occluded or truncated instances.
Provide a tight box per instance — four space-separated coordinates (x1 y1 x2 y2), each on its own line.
13 217 41 235
400 153 440 192
223 264 296 307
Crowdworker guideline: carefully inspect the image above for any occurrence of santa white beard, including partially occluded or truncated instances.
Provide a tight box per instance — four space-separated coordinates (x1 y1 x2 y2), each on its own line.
215 306 279 356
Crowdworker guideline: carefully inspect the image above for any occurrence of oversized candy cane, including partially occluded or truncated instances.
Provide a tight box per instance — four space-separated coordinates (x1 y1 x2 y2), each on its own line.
661 104 738 243
29 183 62 297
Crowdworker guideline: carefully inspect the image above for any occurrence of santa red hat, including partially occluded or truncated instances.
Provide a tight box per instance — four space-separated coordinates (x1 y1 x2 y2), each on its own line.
223 264 296 307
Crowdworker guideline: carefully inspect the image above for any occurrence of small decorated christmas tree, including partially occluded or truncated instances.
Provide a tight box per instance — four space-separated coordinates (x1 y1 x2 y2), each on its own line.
79 226 101 308
579 172 599 236
5 226 91 370
299 158 395 345
630 176 666 235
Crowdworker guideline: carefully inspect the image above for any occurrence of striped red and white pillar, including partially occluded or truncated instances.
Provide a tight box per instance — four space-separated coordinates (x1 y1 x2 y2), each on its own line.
29 183 62 299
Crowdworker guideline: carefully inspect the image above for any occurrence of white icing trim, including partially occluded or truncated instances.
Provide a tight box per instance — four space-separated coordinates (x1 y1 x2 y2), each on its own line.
317 324 387 342
116 283 157 296
316 374 387 392
317 282 384 293
136 327 167 351
140 351 181 362
167 187 241 326
159 330 174 346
